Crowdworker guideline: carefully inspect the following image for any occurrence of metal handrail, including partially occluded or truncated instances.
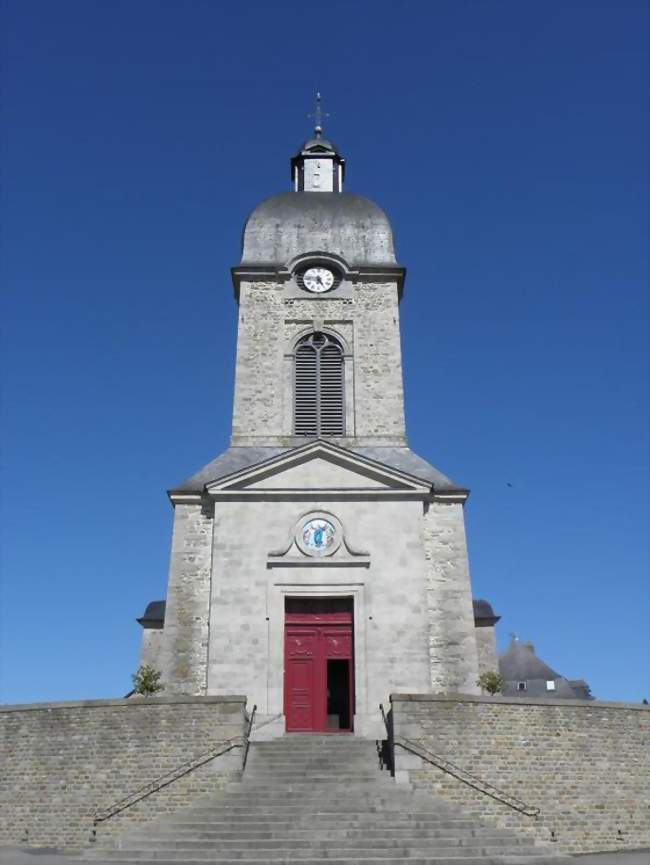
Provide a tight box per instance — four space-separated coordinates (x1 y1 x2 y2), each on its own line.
394 735 540 817
379 702 390 733
93 736 245 828
242 703 257 771
377 702 395 775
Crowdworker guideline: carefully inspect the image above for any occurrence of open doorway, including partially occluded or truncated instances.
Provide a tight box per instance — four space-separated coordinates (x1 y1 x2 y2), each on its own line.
327 659 351 730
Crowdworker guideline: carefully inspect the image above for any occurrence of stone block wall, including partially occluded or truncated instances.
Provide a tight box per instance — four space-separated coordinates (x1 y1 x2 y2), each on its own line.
423 502 480 693
231 279 406 447
474 623 498 676
159 503 212 694
0 695 247 850
391 693 650 854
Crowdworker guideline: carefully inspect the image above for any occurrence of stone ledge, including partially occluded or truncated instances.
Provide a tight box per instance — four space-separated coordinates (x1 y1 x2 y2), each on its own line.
0 695 247 713
390 692 650 711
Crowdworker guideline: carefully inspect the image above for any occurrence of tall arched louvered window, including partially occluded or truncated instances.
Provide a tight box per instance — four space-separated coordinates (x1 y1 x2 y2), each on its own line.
294 332 345 436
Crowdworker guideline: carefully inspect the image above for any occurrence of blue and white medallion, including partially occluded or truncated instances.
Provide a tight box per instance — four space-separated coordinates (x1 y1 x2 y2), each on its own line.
302 518 336 554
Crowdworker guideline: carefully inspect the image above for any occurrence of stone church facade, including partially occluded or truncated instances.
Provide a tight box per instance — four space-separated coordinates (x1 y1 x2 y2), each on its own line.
139 128 498 738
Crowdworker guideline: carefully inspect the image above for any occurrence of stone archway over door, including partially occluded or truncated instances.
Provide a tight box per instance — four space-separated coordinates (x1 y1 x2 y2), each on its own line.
284 598 354 733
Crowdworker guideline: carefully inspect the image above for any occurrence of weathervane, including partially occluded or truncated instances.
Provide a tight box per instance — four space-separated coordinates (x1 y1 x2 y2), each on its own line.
308 92 330 138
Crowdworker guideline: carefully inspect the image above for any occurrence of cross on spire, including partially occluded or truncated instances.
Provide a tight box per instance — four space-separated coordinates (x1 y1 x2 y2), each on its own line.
308 92 330 138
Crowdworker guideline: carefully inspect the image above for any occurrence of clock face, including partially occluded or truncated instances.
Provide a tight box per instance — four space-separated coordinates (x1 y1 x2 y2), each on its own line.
302 267 335 294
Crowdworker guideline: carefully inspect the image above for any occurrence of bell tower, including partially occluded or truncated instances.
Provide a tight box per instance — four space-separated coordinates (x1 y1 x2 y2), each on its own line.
230 118 407 448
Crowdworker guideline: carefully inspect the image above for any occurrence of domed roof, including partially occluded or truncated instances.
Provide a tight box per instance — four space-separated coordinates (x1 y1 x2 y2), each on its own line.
240 191 397 266
473 598 500 624
298 137 338 153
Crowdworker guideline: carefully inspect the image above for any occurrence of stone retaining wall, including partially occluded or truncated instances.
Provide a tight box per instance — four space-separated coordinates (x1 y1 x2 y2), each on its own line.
0 695 247 850
391 693 650 854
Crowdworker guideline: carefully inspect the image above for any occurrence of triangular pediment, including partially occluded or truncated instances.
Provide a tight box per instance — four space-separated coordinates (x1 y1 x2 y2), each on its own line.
205 441 431 496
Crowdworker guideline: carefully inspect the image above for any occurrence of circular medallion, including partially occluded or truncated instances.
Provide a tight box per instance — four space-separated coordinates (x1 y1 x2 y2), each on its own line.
301 518 336 554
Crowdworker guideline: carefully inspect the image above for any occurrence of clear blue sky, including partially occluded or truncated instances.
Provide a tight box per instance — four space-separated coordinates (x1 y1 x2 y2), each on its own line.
1 0 648 705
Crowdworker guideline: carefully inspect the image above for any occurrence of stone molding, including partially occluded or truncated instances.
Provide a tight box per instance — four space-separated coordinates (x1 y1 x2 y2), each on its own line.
0 695 247 713
390 692 649 711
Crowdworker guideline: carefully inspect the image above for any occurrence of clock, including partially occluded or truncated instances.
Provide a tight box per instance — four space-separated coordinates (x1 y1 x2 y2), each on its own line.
302 266 335 294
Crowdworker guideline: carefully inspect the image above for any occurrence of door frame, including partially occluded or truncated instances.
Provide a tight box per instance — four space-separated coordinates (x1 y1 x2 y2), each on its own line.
284 607 354 733
268 582 367 732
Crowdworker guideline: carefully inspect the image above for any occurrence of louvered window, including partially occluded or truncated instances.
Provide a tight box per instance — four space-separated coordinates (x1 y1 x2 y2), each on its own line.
294 333 344 436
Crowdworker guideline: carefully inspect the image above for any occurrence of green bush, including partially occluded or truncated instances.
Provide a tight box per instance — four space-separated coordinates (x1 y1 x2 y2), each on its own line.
132 664 164 696
477 670 504 695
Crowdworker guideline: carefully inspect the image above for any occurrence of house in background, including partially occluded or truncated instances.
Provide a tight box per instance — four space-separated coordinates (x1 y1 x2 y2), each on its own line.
499 636 593 700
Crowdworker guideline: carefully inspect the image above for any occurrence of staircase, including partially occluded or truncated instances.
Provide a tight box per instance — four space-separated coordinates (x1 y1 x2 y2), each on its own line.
81 736 572 864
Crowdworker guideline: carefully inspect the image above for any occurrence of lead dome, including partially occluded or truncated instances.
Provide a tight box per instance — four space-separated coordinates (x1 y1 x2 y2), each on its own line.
240 191 397 266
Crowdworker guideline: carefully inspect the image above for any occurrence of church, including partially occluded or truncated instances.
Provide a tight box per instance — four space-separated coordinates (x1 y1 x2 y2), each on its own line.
137 112 500 739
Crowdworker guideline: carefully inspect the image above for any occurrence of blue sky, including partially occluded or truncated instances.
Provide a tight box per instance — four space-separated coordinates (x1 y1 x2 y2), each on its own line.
1 0 647 705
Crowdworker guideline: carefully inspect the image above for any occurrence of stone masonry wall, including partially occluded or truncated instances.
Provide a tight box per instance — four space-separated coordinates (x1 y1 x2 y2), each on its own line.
159 503 212 694
423 502 480 693
352 283 405 442
474 624 498 676
391 693 650 854
139 626 164 670
0 696 247 850
231 280 406 446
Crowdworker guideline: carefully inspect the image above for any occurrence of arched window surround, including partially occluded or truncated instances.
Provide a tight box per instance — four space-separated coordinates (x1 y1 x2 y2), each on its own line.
283 327 354 439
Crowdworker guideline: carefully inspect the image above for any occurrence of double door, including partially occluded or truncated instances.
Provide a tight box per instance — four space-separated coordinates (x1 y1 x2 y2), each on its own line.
284 611 354 733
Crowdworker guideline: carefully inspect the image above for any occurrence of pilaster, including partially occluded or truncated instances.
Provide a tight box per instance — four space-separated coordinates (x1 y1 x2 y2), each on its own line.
159 504 212 694
423 501 480 693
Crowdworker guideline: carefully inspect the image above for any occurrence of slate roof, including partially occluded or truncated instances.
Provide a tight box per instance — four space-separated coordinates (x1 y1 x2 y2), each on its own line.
499 638 594 700
499 639 561 682
240 192 397 266
169 444 466 495
472 598 500 625
137 600 166 626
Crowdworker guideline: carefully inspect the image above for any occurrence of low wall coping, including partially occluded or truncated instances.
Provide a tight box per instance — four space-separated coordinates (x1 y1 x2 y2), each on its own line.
390 692 649 711
0 695 248 713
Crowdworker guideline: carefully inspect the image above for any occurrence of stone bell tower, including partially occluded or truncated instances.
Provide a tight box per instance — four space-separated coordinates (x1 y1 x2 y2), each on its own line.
230 132 406 448
153 107 481 737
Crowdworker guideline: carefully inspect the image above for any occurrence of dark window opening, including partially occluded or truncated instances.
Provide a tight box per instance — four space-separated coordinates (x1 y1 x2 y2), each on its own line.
327 659 351 730
285 597 353 615
517 681 527 691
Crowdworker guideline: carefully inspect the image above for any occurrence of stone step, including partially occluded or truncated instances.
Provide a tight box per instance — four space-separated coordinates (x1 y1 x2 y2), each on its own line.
150 816 482 828
81 852 573 865
80 737 561 865
89 849 558 861
108 838 534 851
179 791 441 804
124 829 527 843
149 814 478 832
158 814 481 827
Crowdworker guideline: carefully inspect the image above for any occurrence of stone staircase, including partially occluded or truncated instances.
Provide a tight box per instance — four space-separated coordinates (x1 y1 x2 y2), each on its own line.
80 736 572 864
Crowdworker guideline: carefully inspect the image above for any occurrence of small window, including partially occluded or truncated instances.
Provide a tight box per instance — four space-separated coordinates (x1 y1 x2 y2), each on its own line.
546 680 556 691
517 681 527 691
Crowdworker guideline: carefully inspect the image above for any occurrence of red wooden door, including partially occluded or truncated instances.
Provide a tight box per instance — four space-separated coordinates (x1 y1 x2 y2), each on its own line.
284 609 353 733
